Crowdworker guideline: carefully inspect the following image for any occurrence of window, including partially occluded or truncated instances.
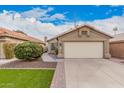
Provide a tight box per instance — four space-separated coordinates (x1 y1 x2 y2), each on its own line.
81 31 87 35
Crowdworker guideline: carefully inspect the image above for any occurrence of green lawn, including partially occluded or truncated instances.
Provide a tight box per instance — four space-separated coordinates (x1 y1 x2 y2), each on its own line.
0 69 54 88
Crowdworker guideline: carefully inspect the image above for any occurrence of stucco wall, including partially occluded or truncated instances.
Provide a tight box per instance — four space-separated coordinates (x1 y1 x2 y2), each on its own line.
110 42 124 58
0 37 25 59
0 42 5 59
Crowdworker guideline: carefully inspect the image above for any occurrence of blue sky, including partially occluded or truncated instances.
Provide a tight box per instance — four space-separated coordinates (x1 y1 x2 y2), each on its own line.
0 5 124 39
0 5 124 22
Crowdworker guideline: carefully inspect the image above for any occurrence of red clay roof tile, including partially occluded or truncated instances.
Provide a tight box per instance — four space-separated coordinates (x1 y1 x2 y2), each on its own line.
0 28 44 44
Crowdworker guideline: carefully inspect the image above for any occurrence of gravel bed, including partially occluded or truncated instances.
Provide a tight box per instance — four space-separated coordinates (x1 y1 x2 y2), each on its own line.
0 58 57 68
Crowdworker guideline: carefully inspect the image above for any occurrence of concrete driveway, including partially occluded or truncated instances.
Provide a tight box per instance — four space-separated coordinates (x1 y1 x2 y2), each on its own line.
64 59 124 88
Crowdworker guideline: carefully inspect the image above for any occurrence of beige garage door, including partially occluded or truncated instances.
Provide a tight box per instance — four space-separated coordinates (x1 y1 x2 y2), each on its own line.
64 42 103 58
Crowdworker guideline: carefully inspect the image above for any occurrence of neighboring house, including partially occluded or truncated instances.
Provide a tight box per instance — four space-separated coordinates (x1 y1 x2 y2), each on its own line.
110 33 124 58
47 25 113 59
0 28 45 59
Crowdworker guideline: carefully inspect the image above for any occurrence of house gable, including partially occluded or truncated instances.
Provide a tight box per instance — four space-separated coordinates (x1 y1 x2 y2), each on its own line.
58 26 112 42
48 25 112 43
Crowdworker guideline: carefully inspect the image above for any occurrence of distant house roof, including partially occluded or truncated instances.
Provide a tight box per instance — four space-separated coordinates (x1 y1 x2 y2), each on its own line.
0 28 45 44
47 24 113 42
110 33 124 43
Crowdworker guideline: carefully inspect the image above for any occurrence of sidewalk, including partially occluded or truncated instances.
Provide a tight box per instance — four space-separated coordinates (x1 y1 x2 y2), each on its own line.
0 58 18 65
42 53 63 62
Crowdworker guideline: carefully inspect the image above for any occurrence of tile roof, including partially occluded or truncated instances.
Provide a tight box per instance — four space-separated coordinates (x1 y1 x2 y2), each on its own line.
0 28 44 44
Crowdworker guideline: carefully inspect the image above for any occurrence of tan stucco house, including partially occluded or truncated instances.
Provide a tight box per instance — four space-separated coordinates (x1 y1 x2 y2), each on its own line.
110 33 124 58
0 28 45 59
48 25 113 59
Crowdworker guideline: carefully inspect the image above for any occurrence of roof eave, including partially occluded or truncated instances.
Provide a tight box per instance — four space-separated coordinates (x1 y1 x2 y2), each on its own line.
0 35 45 44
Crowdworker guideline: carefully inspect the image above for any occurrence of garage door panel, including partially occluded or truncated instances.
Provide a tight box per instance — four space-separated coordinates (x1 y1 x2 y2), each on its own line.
64 42 103 58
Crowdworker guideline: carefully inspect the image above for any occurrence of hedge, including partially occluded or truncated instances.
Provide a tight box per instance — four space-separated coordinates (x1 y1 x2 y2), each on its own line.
3 43 16 59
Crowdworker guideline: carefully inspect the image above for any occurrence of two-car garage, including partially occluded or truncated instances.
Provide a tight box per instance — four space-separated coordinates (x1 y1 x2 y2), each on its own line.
64 42 103 58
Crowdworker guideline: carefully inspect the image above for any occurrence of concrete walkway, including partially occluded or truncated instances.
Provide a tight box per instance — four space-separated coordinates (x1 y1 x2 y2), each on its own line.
42 53 63 62
51 62 66 88
64 59 124 88
0 58 17 65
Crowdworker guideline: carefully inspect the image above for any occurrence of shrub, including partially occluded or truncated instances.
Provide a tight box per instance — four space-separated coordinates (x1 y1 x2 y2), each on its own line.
14 41 43 60
3 43 16 59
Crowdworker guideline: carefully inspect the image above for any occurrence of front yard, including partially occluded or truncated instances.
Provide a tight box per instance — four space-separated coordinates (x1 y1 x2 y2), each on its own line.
0 69 54 88
0 42 57 88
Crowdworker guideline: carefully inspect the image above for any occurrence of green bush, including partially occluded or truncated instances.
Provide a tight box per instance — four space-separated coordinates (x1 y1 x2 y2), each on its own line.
14 41 43 60
3 43 16 59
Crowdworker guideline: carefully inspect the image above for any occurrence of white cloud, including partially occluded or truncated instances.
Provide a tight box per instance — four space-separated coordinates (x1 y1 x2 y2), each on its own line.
26 17 36 23
14 13 21 19
47 7 54 12
86 16 124 35
0 8 124 41
51 13 65 20
41 13 66 21
2 10 9 15
21 7 50 19
20 7 66 22
0 10 68 39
